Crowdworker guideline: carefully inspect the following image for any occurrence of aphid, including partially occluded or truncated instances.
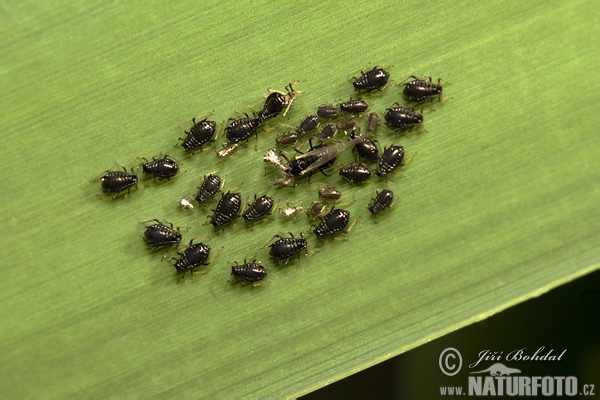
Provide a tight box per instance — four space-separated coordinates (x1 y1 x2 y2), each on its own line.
306 201 324 219
296 134 371 176
273 175 296 188
211 191 241 228
318 187 342 200
337 119 357 132
296 115 319 136
141 155 179 180
368 189 394 214
374 145 404 177
339 164 371 183
276 132 299 146
216 143 238 160
242 195 275 223
231 258 267 286
180 114 217 153
281 202 302 220
365 112 378 134
195 174 222 204
266 232 308 265
225 113 262 144
178 197 194 210
401 75 446 103
340 99 368 114
282 141 337 181
349 130 378 162
172 240 211 279
96 165 138 198
352 65 390 92
257 82 302 119
317 105 339 118
384 104 423 131
143 219 182 249
315 123 337 141
314 207 351 239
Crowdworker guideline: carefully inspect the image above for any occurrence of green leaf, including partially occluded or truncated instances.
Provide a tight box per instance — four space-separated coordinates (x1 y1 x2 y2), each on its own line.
1 0 598 398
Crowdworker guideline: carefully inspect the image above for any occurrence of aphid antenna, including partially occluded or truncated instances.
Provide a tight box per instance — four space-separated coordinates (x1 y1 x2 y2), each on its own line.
193 110 215 121
206 246 224 266
226 183 243 193
261 232 292 249
141 218 165 225
91 169 111 182
402 152 416 167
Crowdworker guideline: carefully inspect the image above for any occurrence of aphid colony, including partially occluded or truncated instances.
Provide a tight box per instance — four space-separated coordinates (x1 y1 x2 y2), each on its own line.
94 67 449 286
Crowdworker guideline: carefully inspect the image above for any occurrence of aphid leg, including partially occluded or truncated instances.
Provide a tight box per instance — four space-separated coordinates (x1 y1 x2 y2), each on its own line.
318 169 331 178
333 217 359 240
160 247 171 262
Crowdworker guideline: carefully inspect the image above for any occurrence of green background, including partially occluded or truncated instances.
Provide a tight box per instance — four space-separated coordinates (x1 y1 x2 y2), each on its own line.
1 0 598 398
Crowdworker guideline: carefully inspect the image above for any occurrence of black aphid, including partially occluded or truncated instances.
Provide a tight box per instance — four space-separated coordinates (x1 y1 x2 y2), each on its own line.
225 113 262 144
337 119 357 132
349 130 379 162
374 145 404 177
172 240 211 278
195 174 221 204
231 259 267 286
267 232 308 265
211 191 241 228
306 201 324 219
143 219 182 249
282 140 336 181
365 112 378 134
352 66 390 92
259 92 286 120
340 99 368 114
317 105 339 119
180 115 217 153
318 187 342 200
384 104 423 131
402 75 445 103
97 165 138 198
368 189 394 214
276 132 299 146
141 155 179 180
296 115 319 136
243 195 275 223
314 207 350 238
339 164 371 183
315 123 337 141
257 82 301 120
